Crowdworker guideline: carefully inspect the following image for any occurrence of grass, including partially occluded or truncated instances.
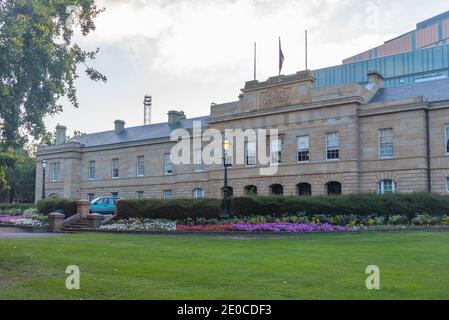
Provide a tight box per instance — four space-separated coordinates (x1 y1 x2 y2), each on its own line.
0 231 449 300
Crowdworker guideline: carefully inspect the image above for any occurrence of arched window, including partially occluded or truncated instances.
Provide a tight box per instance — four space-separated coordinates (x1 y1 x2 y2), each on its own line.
192 188 204 199
270 184 284 195
326 181 342 196
244 185 258 195
297 183 312 196
378 180 396 194
221 186 234 197
48 193 59 199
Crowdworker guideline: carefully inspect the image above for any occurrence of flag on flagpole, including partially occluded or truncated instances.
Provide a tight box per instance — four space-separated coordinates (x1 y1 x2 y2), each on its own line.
279 37 284 75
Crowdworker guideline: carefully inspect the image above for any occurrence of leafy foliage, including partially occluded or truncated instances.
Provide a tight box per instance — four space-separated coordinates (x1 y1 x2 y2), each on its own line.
0 0 106 148
36 198 77 217
116 193 449 220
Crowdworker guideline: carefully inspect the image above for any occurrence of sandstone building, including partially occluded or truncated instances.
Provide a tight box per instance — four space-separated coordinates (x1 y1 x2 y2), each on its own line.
35 70 449 202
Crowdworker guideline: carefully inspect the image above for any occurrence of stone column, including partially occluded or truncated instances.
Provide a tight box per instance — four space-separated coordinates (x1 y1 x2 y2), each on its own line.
77 200 90 219
48 212 65 232
87 213 105 229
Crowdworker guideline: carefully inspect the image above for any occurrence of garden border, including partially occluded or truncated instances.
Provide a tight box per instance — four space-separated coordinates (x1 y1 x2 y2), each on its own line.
0 223 48 233
75 225 449 237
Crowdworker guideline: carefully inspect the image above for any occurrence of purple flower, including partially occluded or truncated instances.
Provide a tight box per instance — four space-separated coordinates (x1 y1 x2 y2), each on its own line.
231 223 348 233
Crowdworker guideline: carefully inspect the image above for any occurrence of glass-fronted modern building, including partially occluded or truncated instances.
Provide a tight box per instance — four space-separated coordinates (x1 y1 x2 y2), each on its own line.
312 10 449 88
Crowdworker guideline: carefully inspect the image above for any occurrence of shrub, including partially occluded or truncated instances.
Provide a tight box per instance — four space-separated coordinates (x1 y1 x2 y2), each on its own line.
231 193 449 218
116 193 449 221
36 198 77 217
0 203 36 216
116 199 221 220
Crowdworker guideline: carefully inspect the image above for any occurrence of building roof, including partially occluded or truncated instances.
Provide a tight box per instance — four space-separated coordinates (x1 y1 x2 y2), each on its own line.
370 78 449 103
70 116 209 148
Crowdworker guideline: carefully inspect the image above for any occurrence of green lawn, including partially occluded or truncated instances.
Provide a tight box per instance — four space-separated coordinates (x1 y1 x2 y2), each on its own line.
0 231 448 300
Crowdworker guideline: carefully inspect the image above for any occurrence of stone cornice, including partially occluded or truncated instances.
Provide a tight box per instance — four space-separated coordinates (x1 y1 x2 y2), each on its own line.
209 96 364 124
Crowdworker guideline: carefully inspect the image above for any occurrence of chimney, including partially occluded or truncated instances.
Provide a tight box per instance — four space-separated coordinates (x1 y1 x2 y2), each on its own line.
168 110 186 125
367 70 384 88
55 124 67 145
114 120 125 134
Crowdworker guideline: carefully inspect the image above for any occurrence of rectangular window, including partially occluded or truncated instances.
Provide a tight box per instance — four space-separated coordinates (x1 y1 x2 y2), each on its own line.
88 161 96 180
111 192 119 198
445 124 449 154
136 191 144 199
326 133 340 160
49 162 61 182
245 140 257 167
163 190 173 200
164 153 173 175
88 193 95 203
137 155 145 177
193 188 204 199
297 136 310 162
379 128 394 158
270 138 282 164
446 177 449 193
193 148 203 172
112 158 119 178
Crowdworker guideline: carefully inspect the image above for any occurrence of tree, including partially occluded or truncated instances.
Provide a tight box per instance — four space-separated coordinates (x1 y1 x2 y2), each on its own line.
3 150 35 202
0 0 105 191
0 0 106 148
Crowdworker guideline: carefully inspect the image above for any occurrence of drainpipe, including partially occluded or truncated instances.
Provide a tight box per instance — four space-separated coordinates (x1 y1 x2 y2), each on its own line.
425 107 432 192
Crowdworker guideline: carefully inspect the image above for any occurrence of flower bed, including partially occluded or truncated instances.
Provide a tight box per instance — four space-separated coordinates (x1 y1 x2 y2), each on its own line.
0 210 48 227
99 218 176 232
176 224 235 232
232 223 348 233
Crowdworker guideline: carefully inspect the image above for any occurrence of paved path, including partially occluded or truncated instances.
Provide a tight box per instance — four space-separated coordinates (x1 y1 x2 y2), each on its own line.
0 233 62 239
0 226 63 239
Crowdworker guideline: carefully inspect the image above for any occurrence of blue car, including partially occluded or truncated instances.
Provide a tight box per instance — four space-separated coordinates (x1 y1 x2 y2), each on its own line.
90 197 119 214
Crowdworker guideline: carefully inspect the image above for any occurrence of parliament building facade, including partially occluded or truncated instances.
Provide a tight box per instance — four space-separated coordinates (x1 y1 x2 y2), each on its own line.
35 70 449 202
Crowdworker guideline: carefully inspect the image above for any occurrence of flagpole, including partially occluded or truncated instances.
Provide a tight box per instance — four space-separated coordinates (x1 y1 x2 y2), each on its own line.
254 42 257 81
279 37 281 76
305 30 308 70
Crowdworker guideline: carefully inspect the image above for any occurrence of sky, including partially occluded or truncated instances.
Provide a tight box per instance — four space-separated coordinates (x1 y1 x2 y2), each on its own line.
45 0 449 135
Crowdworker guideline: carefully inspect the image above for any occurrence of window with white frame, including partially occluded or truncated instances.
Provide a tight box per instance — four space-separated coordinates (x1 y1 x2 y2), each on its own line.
112 158 119 178
245 140 256 167
446 177 449 193
326 133 339 160
136 191 144 199
49 162 61 182
193 148 203 172
379 128 393 158
192 188 204 199
270 138 282 164
137 155 145 177
378 179 396 194
88 193 95 203
88 161 96 180
164 153 173 175
445 124 449 154
163 190 173 200
297 136 310 162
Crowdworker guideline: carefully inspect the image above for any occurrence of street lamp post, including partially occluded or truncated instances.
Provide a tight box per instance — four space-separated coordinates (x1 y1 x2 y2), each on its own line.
221 140 231 219
42 160 47 200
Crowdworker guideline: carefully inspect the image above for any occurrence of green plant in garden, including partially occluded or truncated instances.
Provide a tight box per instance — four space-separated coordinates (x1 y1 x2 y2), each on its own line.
36 198 76 217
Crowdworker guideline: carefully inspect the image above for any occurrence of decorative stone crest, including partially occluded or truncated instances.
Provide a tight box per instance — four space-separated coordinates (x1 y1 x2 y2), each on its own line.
261 87 291 109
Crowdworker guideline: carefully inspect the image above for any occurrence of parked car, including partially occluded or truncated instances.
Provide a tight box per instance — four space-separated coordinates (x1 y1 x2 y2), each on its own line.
90 197 120 214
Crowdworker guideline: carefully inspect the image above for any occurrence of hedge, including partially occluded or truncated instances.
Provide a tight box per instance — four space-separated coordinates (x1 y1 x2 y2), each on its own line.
0 203 36 215
116 199 221 220
116 193 449 220
36 198 77 217
231 193 449 218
